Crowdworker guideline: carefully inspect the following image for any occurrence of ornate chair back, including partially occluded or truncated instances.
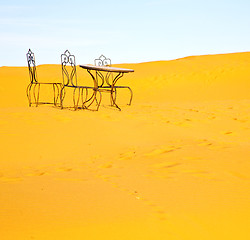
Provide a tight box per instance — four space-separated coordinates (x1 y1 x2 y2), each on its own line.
61 50 77 87
94 55 112 87
26 49 38 84
94 55 111 67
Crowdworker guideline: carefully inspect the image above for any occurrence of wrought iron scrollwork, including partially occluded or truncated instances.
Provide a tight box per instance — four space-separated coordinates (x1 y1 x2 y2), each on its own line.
27 49 38 84
94 55 111 67
61 50 77 87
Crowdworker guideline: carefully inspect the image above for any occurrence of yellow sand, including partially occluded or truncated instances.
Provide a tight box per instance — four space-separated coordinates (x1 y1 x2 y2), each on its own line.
0 52 249 240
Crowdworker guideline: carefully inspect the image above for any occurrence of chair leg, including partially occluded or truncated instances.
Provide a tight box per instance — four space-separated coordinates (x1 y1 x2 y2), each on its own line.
127 86 133 105
52 84 56 106
73 88 80 110
53 84 61 107
96 89 102 111
82 88 88 109
26 83 32 107
36 83 41 107
85 88 88 107
56 84 61 106
84 90 95 109
76 88 81 109
110 88 117 107
60 86 65 109
81 88 87 109
110 86 121 111
33 83 39 107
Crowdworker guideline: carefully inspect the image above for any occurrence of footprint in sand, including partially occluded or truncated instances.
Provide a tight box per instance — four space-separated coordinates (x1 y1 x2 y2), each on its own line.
56 167 73 172
119 151 136 160
208 116 216 120
233 118 248 123
26 171 47 177
198 142 213 146
98 162 113 169
197 139 227 150
91 166 169 221
197 139 213 146
130 191 168 221
144 146 180 157
188 109 199 112
106 182 169 221
222 131 234 135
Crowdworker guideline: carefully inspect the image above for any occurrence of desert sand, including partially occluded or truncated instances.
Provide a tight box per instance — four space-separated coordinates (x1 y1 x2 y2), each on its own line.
0 52 249 240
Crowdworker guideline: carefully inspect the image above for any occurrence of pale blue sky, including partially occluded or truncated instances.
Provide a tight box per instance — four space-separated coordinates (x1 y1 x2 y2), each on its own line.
0 0 249 66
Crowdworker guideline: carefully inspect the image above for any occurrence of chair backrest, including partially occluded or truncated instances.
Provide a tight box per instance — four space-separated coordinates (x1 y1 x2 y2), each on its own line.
94 55 111 66
26 49 38 83
61 50 77 86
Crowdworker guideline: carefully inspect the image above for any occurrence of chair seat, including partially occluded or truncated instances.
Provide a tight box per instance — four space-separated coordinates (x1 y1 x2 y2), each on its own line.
33 82 62 84
65 85 97 89
98 85 130 88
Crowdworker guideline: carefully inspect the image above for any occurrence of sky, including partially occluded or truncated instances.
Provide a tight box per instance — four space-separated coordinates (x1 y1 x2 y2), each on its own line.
0 0 250 66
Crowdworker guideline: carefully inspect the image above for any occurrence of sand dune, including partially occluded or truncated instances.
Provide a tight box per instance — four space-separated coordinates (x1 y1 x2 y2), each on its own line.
0 52 249 239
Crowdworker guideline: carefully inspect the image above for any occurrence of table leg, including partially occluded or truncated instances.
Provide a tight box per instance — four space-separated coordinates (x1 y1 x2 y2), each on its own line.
111 72 124 111
96 71 105 87
87 69 99 89
85 70 102 110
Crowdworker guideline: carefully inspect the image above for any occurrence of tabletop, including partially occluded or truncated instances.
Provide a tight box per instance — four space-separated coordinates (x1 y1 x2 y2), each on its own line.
79 64 134 73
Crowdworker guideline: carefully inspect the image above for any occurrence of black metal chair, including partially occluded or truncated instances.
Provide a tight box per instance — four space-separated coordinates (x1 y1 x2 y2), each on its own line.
94 55 133 106
60 50 102 111
26 49 62 107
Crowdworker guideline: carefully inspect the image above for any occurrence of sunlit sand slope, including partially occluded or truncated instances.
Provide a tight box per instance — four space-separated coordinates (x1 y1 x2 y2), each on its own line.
1 52 250 107
0 52 249 240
